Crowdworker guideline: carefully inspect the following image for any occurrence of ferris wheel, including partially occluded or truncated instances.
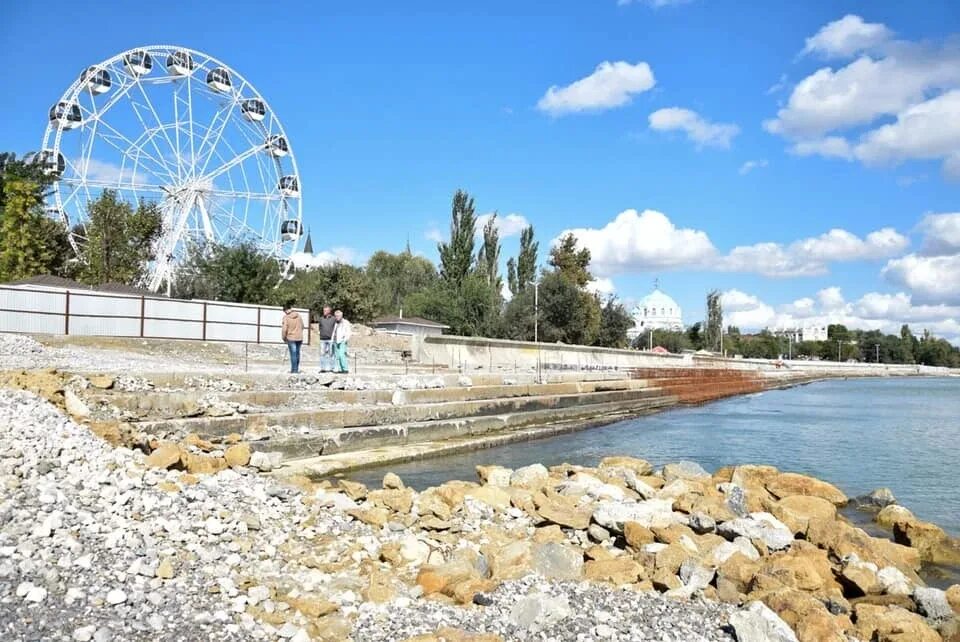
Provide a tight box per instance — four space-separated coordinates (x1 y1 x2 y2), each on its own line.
39 45 303 291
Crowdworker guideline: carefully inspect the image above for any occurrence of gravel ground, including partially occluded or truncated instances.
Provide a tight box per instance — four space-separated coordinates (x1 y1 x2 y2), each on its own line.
353 576 738 642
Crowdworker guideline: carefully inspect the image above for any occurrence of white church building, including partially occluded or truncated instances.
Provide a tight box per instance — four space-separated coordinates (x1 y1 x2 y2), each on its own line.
627 285 684 342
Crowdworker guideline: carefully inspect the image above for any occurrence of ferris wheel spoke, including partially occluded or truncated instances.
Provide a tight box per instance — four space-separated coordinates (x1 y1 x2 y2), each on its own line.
60 177 166 193
193 96 242 179
132 76 185 181
196 143 265 184
90 117 179 186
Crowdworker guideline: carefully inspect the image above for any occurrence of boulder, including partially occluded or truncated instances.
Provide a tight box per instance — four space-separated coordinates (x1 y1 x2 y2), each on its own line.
224 443 251 468
484 541 531 581
510 464 549 489
534 495 592 530
893 519 960 566
531 542 583 580
418 491 454 521
771 495 837 537
465 486 511 511
508 592 571 632
854 488 897 510
662 460 710 482
764 472 847 506
476 465 512 487
877 505 916 529
599 456 653 476
624 522 655 548
249 451 282 472
717 552 762 595
947 585 960 615
839 555 882 596
914 587 954 622
760 589 850 642
339 479 368 501
592 499 679 533
853 603 942 642
347 507 390 528
145 443 181 469
717 512 794 552
532 525 566 544
877 566 914 597
383 472 405 489
64 388 91 420
88 374 115 389
688 512 717 534
181 452 227 475
718 482 749 517
368 488 415 514
583 558 643 585
757 545 838 594
729 600 799 642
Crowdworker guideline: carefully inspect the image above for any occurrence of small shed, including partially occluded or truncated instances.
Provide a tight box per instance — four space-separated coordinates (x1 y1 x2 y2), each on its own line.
369 315 449 338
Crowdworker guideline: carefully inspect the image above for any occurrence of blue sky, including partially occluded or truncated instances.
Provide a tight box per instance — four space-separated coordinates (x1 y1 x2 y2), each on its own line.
2 0 959 341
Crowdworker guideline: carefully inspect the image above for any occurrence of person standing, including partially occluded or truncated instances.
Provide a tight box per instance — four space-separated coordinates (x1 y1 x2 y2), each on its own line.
317 305 336 372
281 301 304 374
331 309 352 374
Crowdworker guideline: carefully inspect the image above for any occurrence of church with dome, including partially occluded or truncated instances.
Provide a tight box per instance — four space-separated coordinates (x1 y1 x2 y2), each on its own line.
627 282 684 342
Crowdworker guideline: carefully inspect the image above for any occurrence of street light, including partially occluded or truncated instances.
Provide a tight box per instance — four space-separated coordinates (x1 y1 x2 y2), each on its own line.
875 343 880 363
533 280 539 343
837 339 842 362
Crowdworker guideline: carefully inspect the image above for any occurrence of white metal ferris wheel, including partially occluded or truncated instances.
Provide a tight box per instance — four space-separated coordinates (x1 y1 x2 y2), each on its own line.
39 45 303 292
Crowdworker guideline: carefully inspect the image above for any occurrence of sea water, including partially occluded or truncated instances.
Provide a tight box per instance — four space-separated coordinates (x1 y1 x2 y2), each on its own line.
349 377 960 535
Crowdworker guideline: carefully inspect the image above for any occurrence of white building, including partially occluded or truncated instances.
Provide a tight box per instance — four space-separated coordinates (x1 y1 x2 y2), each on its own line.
627 287 684 341
776 325 829 343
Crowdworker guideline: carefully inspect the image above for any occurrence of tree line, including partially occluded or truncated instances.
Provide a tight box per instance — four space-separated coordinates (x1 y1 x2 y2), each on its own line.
2 153 958 365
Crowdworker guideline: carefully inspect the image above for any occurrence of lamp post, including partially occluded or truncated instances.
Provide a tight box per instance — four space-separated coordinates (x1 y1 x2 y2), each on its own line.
837 339 842 362
533 281 539 343
875 343 880 363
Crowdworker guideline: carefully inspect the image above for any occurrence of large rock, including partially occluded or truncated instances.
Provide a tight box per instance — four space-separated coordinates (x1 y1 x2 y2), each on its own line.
368 488 415 514
764 472 847 506
717 512 794 551
624 522 655 548
534 495 591 530
510 464 549 489
771 495 837 537
583 558 643 585
476 465 512 487
947 585 960 614
761 589 851 642
64 388 91 420
807 517 921 577
914 587 954 621
729 601 799 642
599 456 653 476
853 603 942 642
877 505 916 529
893 519 960 566
145 442 181 469
224 443 251 468
531 542 583 580
592 499 679 533
484 541 531 581
877 566 914 597
756 545 838 594
464 486 512 510
662 460 710 482
839 555 882 596
508 592 571 632
854 488 897 510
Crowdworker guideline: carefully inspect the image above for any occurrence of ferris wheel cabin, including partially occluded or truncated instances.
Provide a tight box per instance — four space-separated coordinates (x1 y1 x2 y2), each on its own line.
206 67 232 92
49 102 82 129
124 50 153 76
265 135 289 157
240 98 266 122
279 175 299 197
166 51 194 76
80 66 111 94
36 150 65 177
280 219 303 242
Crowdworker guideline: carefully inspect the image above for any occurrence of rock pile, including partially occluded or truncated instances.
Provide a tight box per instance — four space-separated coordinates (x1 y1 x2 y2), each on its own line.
2 387 959 642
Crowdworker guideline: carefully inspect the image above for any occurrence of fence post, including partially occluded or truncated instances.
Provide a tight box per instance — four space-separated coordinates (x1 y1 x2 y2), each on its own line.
64 291 70 335
256 308 261 344
202 302 208 341
139 296 145 338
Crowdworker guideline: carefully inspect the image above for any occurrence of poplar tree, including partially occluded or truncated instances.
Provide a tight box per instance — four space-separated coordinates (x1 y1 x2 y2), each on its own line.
0 179 55 281
476 213 502 294
437 189 476 287
516 225 538 292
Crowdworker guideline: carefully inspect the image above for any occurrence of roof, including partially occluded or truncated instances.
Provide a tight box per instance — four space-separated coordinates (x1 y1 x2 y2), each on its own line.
7 275 153 296
637 288 680 310
370 315 450 329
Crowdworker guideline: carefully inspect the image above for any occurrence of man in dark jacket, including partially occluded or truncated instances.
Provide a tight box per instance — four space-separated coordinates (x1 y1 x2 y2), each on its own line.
317 305 336 372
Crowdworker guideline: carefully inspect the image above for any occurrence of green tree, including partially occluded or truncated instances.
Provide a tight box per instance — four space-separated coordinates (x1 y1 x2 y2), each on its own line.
476 213 502 296
595 298 633 348
548 233 591 288
704 290 723 352
507 258 518 297
365 248 438 316
510 225 539 295
899 324 915 364
78 190 162 285
0 152 55 212
273 262 378 322
405 272 498 336
633 329 692 353
0 178 57 281
173 241 281 304
437 189 476 287
533 271 600 345
686 322 704 350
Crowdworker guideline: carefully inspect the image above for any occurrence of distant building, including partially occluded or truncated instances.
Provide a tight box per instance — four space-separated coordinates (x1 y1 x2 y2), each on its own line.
369 314 449 339
627 286 683 341
776 325 829 343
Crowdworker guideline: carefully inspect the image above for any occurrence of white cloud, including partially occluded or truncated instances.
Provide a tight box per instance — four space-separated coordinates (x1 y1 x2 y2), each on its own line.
789 137 853 160
475 213 530 238
648 108 740 149
290 247 359 269
537 61 656 116
721 287 960 345
766 74 789 95
882 254 960 304
918 212 960 256
801 14 893 59
739 159 769 175
555 209 717 276
718 227 909 277
425 226 444 243
587 277 617 297
79 158 150 186
766 17 960 178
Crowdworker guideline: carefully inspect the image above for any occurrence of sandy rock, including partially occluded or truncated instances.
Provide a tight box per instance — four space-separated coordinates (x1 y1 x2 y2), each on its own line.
893 519 960 566
484 541 532 581
339 479 369 501
583 558 643 585
369 488 416 514
418 491 454 521
383 472 405 489
401 628 503 642
716 553 762 595
181 452 227 475
598 456 653 476
771 495 837 537
184 433 215 451
156 559 175 579
64 388 91 419
729 600 799 642
224 442 251 467
534 495 592 530
947 585 960 614
347 506 390 527
761 589 849 642
145 442 181 469
877 566 913 596
508 592 572 632
662 461 710 482
765 472 848 506
465 486 511 510
877 505 916 529
532 525 566 543
840 555 882 596
249 451 282 472
476 465 512 487
756 545 837 594
87 374 115 389
914 587 954 621
854 603 942 642
624 521 655 548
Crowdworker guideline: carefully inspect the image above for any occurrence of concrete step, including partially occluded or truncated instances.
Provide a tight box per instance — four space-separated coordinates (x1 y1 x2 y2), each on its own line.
133 386 669 437
259 394 679 461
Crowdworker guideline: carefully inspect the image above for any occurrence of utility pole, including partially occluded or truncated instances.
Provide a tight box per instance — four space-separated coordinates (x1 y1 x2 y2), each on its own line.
837 339 841 362
533 281 539 343
875 343 880 363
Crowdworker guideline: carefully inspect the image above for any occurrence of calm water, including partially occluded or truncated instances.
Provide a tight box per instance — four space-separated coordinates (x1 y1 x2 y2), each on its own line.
349 377 960 535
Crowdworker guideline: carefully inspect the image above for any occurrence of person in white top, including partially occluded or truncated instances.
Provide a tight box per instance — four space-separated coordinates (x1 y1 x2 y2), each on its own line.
331 309 353 373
